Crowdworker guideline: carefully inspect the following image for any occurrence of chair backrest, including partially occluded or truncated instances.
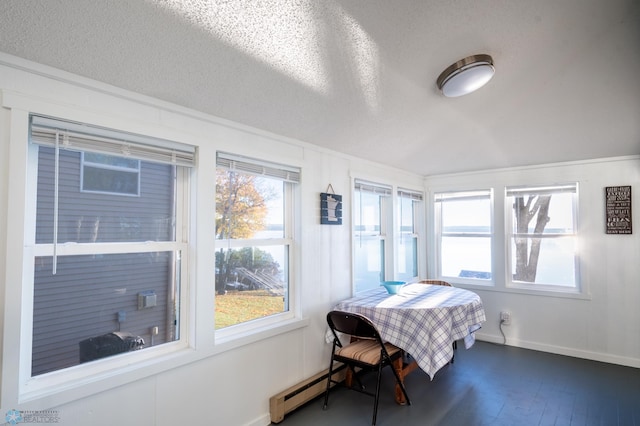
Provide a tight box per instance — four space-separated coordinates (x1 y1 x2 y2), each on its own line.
326 311 381 341
417 279 452 287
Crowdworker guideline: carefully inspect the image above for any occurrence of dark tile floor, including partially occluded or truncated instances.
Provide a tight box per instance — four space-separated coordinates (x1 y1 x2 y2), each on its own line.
274 341 640 426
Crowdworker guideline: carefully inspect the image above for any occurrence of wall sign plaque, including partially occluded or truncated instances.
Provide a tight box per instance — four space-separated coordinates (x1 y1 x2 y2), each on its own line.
605 186 632 234
320 184 342 225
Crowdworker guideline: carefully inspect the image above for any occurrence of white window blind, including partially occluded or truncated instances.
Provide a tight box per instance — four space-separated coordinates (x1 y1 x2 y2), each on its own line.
398 188 423 201
354 179 392 196
435 189 491 202
216 152 300 183
506 184 577 197
30 115 196 167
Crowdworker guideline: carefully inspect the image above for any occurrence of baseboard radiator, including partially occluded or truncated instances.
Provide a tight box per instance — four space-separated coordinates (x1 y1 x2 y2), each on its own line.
269 363 346 423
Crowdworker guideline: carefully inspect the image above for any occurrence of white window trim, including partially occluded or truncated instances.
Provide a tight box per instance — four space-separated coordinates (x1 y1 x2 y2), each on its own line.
395 188 424 282
504 183 582 295
213 153 300 336
428 182 589 300
433 189 495 286
352 179 392 293
0 89 310 410
3 111 193 406
11 115 189 403
352 177 425 292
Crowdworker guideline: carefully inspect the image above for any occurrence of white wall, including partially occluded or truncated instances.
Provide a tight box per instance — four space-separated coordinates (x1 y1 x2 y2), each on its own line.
1 54 638 426
426 158 640 367
0 55 422 426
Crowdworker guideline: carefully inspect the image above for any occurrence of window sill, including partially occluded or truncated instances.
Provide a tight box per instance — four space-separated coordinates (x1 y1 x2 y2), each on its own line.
214 316 309 353
11 317 309 409
454 281 591 300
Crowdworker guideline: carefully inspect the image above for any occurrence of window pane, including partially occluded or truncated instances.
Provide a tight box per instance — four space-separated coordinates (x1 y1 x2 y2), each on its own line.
32 252 180 376
511 237 576 285
396 235 417 281
214 161 293 330
354 191 381 234
508 185 577 287
512 192 575 234
216 170 284 240
441 236 492 279
82 166 139 195
442 198 491 232
215 246 288 329
36 147 174 243
397 195 419 282
437 190 492 280
354 236 384 293
398 196 415 233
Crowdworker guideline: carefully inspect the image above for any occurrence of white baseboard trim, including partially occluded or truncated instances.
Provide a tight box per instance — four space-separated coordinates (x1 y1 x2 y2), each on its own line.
247 413 271 426
475 332 640 369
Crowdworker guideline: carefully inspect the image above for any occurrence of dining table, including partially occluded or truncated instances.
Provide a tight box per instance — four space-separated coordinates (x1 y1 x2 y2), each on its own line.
327 282 486 404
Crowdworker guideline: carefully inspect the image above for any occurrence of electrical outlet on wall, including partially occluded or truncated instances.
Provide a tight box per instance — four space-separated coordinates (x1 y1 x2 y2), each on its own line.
500 311 511 325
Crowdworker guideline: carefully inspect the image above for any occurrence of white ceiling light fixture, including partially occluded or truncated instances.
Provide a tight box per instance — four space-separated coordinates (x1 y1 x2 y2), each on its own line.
437 54 495 97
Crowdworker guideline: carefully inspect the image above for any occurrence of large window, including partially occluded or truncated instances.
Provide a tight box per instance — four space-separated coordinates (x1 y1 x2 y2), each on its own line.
435 190 493 281
27 115 194 376
214 153 299 329
353 180 392 293
396 189 423 282
506 184 578 289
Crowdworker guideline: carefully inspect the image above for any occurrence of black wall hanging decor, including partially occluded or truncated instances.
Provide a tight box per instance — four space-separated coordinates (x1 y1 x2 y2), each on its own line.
320 184 342 225
605 185 632 234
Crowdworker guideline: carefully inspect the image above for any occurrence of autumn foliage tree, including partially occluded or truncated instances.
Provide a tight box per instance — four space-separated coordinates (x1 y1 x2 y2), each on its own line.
216 170 268 239
512 194 552 282
215 170 276 293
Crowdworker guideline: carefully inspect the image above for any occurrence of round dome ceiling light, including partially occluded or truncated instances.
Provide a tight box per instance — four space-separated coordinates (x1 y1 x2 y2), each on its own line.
436 54 495 97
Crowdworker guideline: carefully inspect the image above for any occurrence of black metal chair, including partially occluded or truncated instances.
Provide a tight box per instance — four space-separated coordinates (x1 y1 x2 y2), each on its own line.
323 310 411 426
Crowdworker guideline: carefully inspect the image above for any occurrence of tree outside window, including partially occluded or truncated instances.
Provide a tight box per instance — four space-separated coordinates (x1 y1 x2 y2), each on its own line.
214 154 297 329
507 184 578 288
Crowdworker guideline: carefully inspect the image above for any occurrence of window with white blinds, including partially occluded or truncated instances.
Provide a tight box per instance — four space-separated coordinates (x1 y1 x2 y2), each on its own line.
353 179 392 293
435 189 493 281
214 152 298 331
397 188 423 282
27 115 191 376
506 183 578 288
216 152 300 183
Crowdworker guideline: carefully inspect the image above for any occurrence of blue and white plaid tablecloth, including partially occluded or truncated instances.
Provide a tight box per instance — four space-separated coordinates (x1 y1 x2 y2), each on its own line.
327 283 486 379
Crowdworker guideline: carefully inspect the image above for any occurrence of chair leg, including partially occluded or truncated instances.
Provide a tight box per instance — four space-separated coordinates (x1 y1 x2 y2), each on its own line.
323 360 333 410
371 362 383 426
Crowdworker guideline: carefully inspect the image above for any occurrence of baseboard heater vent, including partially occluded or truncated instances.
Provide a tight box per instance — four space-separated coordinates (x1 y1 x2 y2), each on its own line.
269 363 346 423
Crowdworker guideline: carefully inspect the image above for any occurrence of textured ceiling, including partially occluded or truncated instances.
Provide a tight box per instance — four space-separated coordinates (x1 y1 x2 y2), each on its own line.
1 0 639 175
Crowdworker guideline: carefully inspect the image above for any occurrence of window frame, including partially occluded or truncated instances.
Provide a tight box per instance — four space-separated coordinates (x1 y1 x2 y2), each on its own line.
434 189 494 285
2 110 194 406
352 179 425 293
352 179 392 293
428 178 587 299
395 188 424 283
505 183 581 293
213 152 299 339
1 89 309 411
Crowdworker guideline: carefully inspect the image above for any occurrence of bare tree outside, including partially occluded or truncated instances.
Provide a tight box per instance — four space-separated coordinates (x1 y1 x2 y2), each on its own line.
512 195 552 282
